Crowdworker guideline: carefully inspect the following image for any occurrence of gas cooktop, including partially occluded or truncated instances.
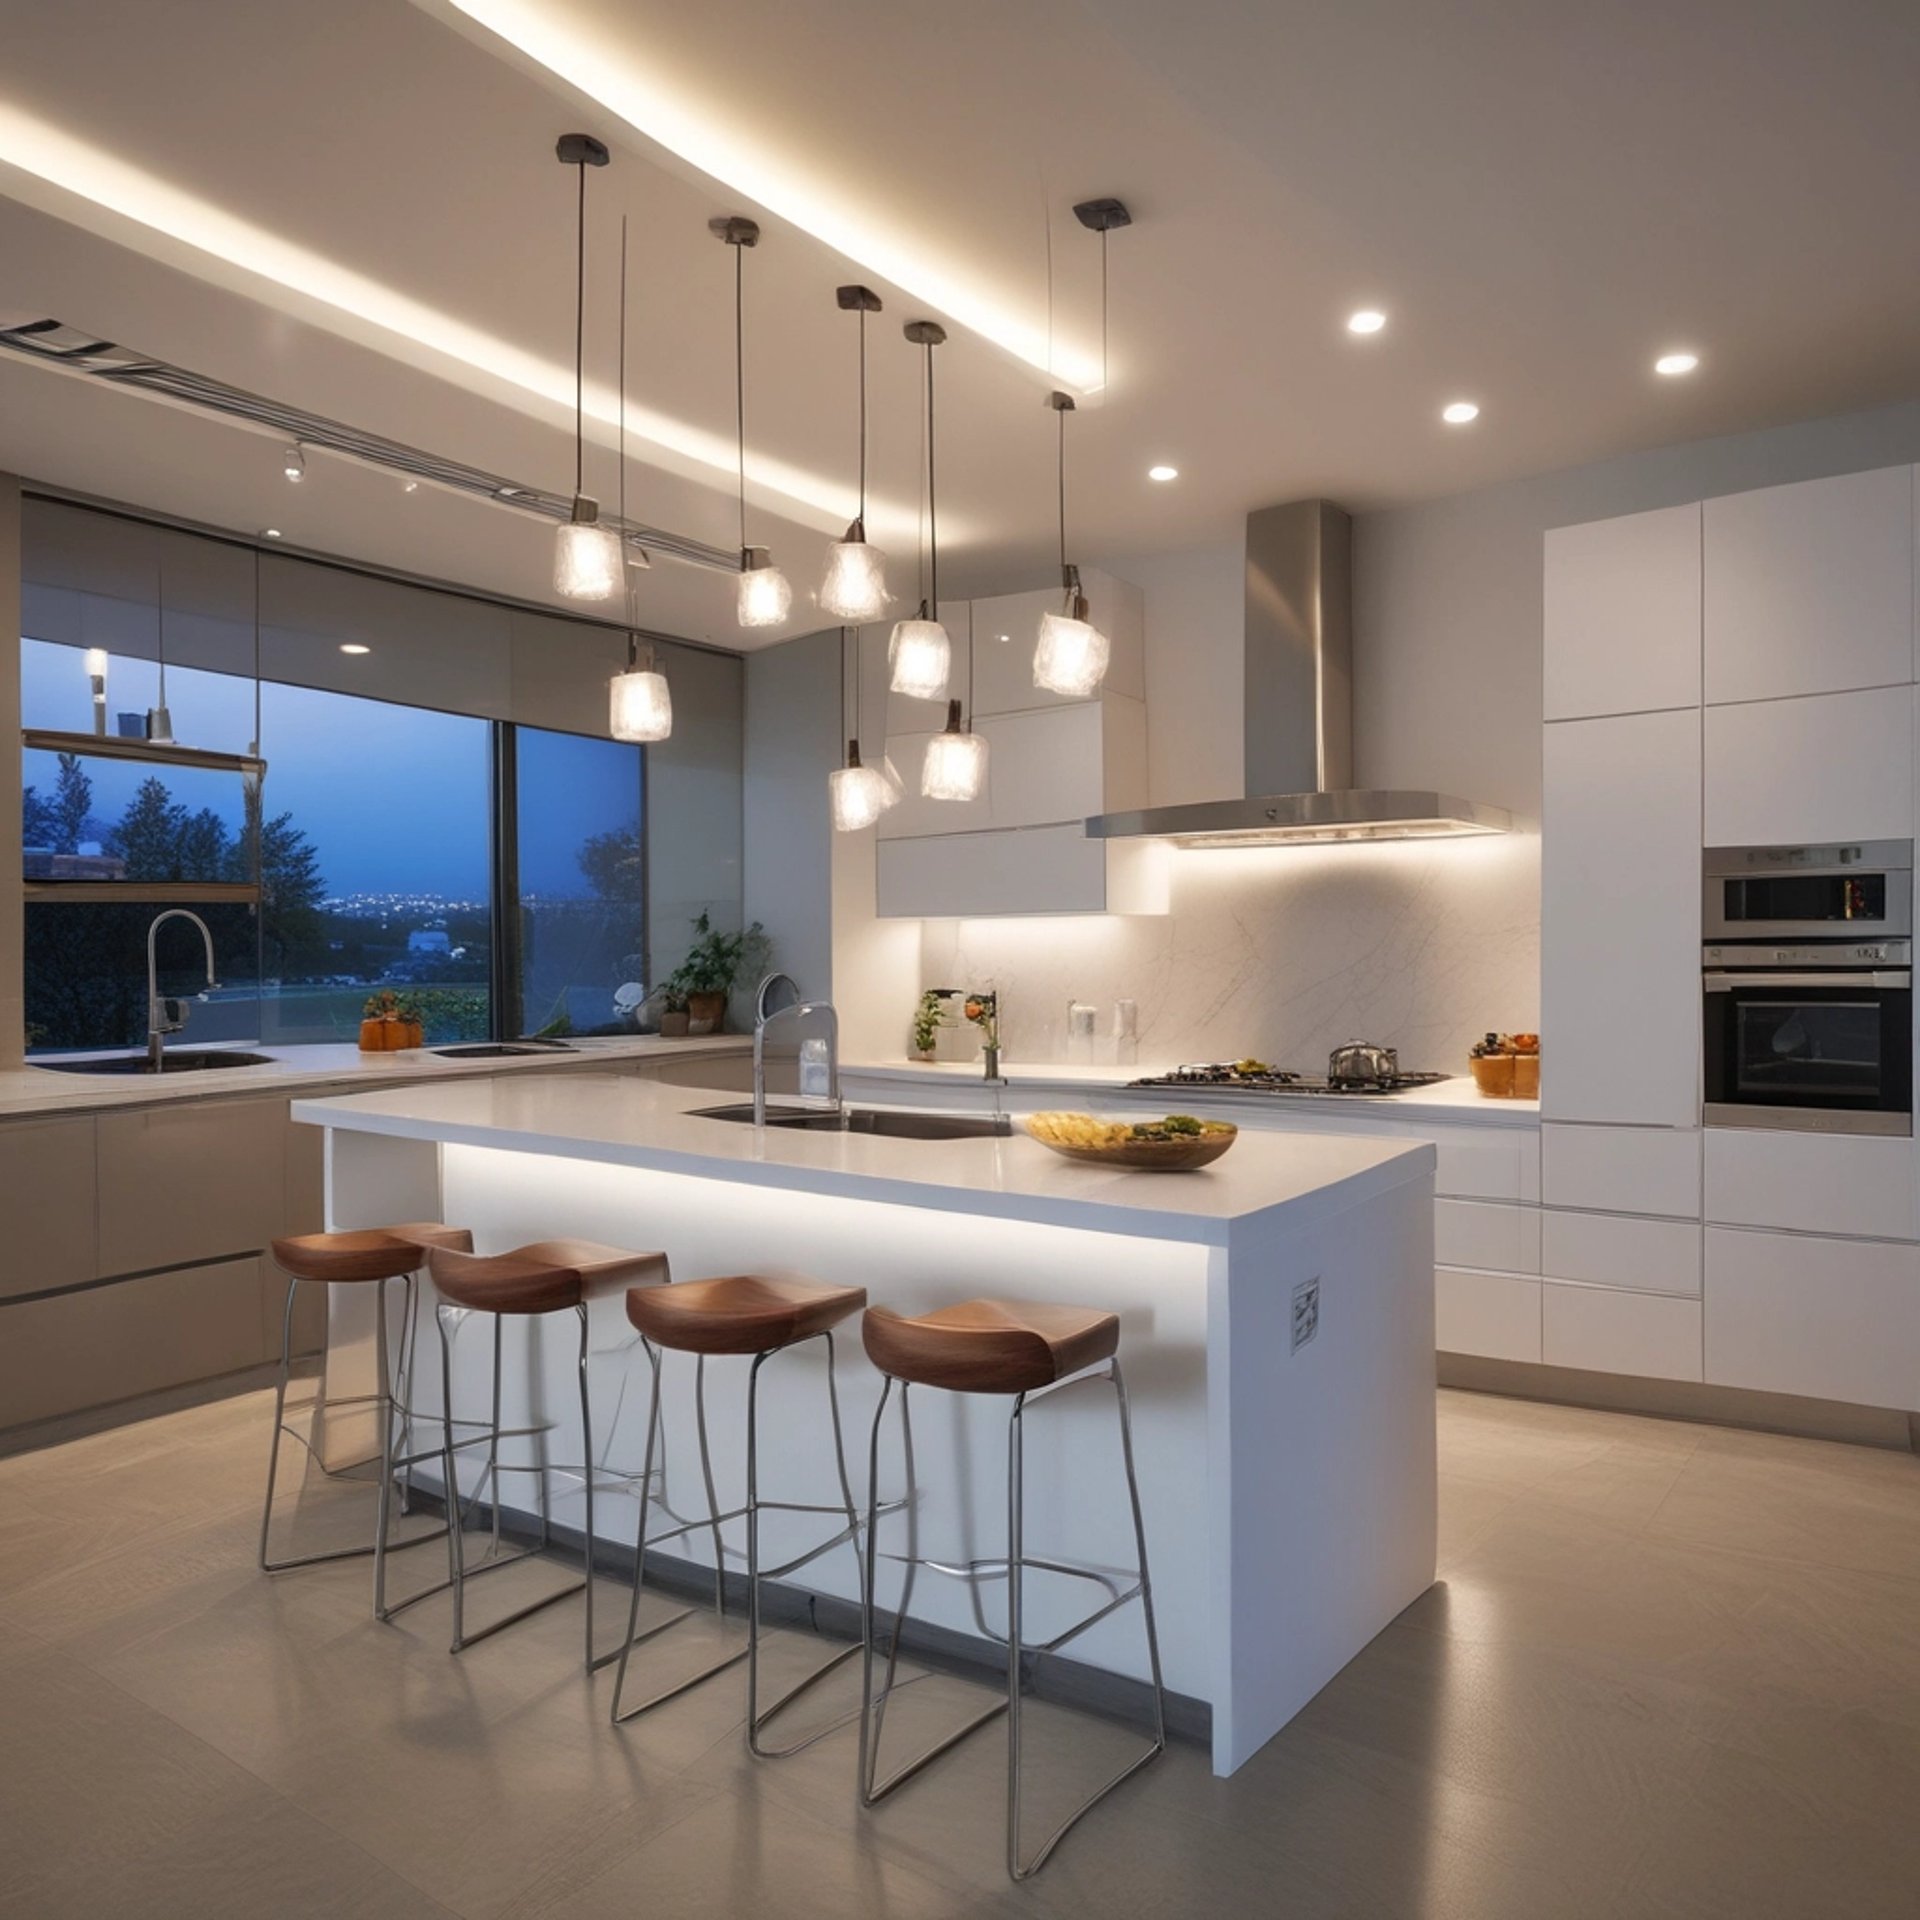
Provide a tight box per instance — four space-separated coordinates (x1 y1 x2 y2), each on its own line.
1129 1063 1451 1097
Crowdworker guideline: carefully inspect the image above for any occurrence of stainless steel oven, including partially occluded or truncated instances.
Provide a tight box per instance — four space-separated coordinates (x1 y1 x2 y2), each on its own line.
1702 940 1912 1135
1704 840 1912 943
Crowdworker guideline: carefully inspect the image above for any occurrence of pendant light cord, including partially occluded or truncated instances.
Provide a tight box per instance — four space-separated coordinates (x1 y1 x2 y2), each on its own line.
618 214 638 669
925 339 938 614
734 239 748 557
1101 227 1109 392
573 159 587 500
1058 402 1068 577
857 307 868 527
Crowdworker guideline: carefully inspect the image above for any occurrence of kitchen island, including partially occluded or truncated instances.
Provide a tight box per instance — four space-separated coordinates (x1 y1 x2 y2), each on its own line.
292 1072 1437 1775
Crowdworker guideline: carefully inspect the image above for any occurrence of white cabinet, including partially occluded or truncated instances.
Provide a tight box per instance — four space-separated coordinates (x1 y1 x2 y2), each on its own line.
1703 687 1915 847
1705 1226 1920 1409
876 825 1165 918
1542 1124 1700 1219
1703 466 1914 705
970 569 1146 712
1542 708 1701 1125
1543 1283 1702 1381
1542 1210 1702 1296
1703 1130 1918 1244
1544 503 1701 720
1435 1199 1540 1274
1436 1269 1541 1362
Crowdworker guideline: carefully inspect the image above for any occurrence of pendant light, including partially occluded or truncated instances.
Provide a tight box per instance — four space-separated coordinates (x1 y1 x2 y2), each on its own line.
819 285 891 621
713 215 791 628
1032 389 1110 696
552 135 622 601
607 214 671 742
889 319 952 701
913 318 986 799
829 627 890 831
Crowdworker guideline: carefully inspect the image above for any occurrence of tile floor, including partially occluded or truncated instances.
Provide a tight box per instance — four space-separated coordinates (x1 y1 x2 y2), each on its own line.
2 1386 1918 1918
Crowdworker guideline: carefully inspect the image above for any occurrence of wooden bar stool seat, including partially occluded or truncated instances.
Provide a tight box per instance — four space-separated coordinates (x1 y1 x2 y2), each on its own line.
427 1239 668 1315
626 1273 866 1356
861 1300 1120 1395
610 1271 869 1755
259 1222 472 1609
419 1239 671 1668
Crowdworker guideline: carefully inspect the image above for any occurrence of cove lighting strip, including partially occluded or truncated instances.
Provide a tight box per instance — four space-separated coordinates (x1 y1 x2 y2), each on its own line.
0 102 914 539
424 0 1105 393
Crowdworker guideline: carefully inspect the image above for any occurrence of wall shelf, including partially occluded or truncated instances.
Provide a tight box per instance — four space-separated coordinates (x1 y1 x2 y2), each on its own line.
21 729 267 777
23 881 262 906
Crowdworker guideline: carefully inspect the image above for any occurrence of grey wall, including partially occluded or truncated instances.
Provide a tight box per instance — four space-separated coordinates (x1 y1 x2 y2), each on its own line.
1355 397 1920 821
742 629 841 1004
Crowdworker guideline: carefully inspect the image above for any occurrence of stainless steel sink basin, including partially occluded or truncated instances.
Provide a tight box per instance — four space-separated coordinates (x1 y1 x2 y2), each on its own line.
689 1102 1012 1140
432 1042 578 1058
37 1049 280 1075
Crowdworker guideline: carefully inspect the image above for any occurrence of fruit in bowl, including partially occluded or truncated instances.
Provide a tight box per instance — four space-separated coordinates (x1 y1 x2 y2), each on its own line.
1024 1110 1239 1170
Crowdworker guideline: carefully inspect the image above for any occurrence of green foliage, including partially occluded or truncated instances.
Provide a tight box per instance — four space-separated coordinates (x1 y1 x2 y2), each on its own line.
665 911 770 1001
912 989 942 1053
407 987 490 1043
577 825 643 903
21 785 56 847
52 753 93 855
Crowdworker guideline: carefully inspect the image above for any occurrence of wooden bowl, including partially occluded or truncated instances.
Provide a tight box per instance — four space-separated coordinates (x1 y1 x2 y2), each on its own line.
1024 1120 1239 1171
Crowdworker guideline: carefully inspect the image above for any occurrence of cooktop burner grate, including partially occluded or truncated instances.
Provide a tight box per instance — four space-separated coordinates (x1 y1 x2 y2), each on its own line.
1130 1063 1451 1096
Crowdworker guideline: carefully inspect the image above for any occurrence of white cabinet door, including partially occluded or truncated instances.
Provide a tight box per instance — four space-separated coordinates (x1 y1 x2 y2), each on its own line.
1705 1226 1920 1408
1703 466 1914 705
1436 1270 1541 1362
980 705 1107 830
1544 503 1701 720
970 589 1063 717
1703 1130 1918 1243
1542 708 1701 1125
1543 1283 1702 1381
1542 1124 1700 1219
877 824 1109 917
1434 1200 1541 1273
1542 1210 1702 1296
1703 688 1914 846
876 730 993 839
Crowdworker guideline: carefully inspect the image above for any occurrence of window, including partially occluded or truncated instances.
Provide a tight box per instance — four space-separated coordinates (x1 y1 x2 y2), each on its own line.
512 725 646 1038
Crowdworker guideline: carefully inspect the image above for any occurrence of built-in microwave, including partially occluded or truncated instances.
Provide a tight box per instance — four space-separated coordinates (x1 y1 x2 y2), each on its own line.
1703 840 1912 944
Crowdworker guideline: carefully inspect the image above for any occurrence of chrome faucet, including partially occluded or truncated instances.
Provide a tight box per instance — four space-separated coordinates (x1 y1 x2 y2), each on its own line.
752 971 840 1125
146 908 219 1071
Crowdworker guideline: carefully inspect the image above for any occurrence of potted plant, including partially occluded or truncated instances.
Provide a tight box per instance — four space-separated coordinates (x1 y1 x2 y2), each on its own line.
665 913 769 1035
659 986 691 1039
359 988 423 1052
910 989 941 1062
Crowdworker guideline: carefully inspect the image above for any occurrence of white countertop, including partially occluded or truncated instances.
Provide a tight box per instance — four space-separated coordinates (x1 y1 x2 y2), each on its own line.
291 1073 1436 1248
0 1035 750 1119
843 1058 1541 1128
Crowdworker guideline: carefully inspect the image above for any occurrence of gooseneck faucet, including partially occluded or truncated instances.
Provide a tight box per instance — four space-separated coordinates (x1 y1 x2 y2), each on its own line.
752 971 840 1126
146 908 219 1071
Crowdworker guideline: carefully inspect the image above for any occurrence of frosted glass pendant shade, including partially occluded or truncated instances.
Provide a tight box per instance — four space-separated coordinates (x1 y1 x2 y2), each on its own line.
555 510 622 601
738 554 792 628
921 701 988 802
1033 608 1111 697
609 667 672 742
830 760 889 832
888 616 950 699
819 536 889 621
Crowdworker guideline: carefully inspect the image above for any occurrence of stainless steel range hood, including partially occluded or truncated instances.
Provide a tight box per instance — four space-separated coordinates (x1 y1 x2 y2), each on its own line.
1087 499 1510 846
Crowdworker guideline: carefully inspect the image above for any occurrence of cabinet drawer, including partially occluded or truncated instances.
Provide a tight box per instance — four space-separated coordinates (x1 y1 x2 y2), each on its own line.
1436 1268 1541 1362
1705 1226 1920 1409
1435 1200 1540 1274
0 1116 98 1298
1704 1130 1917 1243
1543 1282 1702 1381
95 1097 289 1277
1541 1209 1702 1296
1430 1126 1540 1203
1542 1125 1700 1220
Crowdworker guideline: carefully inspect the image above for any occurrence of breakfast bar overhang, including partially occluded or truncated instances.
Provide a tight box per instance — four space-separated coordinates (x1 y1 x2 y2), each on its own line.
292 1072 1438 1775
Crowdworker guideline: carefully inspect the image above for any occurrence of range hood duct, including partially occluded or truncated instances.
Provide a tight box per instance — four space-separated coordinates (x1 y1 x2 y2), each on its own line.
1087 498 1510 846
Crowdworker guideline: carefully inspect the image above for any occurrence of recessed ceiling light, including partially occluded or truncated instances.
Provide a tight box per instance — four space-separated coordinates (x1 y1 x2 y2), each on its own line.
402 478 419 493
339 643 371 655
1441 401 1480 425
1654 351 1700 377
260 527 283 539
1147 464 1179 482
997 632 1011 643
282 443 305 482
1346 310 1387 335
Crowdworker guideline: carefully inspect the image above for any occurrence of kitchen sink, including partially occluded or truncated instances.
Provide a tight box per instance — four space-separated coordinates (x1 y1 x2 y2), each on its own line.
432 1042 579 1058
689 1103 1012 1141
37 1049 281 1075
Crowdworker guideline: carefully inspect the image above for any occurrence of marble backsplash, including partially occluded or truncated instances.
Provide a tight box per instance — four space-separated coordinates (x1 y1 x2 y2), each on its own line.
914 830 1541 1076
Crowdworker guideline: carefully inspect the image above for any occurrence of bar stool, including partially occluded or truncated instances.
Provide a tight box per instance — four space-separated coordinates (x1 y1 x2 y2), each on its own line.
261 1222 472 1616
424 1238 668 1667
858 1298 1166 1882
610 1273 868 1756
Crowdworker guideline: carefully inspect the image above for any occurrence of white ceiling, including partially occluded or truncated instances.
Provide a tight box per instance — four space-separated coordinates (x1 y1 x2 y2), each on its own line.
3 0 1919 649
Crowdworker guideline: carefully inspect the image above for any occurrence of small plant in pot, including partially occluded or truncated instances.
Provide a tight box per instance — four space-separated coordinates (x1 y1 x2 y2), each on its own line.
664 913 770 1035
658 987 691 1039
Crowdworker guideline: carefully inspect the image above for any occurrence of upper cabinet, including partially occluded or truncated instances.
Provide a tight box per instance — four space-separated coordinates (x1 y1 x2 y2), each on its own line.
1703 686 1915 846
1703 466 1914 705
1544 503 1701 720
969 573 1147 715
